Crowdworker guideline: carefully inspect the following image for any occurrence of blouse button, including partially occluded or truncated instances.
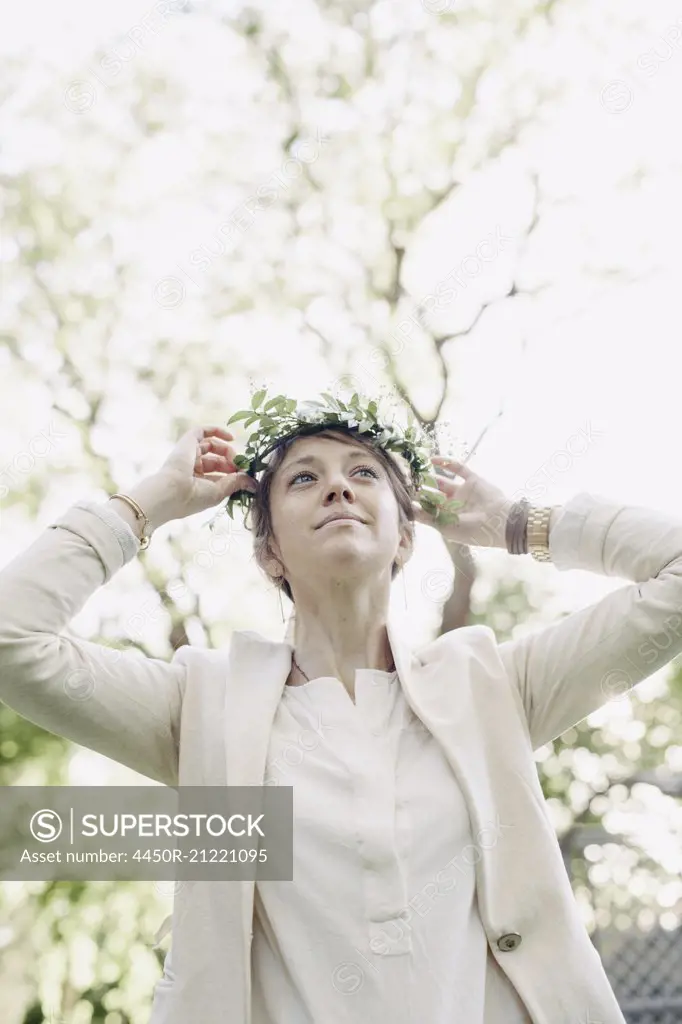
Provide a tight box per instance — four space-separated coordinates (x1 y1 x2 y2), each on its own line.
496 932 522 952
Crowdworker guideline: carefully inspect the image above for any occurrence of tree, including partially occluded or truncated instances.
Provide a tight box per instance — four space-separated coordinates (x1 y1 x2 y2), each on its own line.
1 1 679 1019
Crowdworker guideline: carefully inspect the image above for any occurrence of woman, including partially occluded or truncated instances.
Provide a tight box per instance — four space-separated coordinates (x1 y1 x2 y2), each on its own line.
1 398 681 1024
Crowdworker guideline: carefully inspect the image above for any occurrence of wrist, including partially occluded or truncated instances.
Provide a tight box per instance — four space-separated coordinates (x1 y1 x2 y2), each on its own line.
501 501 560 557
109 475 175 539
495 512 512 548
127 476 176 530
489 498 516 549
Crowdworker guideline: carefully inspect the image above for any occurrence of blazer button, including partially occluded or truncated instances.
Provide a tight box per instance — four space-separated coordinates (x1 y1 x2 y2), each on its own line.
497 932 522 952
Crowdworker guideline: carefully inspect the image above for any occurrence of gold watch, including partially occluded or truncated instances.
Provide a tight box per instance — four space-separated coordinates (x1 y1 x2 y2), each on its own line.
527 506 555 563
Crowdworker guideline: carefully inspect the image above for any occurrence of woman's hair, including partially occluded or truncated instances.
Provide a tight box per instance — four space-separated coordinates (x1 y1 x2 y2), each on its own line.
246 428 417 604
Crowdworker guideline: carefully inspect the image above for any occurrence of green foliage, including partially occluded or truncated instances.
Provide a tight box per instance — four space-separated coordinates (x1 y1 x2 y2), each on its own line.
216 387 463 528
469 577 682 934
3 0 682 1014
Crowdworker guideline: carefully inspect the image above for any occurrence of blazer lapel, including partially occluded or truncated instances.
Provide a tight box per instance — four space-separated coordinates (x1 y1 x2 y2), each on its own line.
223 629 294 1017
385 617 516 919
224 630 293 787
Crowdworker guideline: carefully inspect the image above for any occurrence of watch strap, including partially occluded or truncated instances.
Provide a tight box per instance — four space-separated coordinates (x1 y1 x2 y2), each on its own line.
527 505 554 563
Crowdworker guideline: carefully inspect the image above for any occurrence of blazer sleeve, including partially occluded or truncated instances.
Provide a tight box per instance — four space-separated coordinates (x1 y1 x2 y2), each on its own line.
0 499 186 786
497 492 682 750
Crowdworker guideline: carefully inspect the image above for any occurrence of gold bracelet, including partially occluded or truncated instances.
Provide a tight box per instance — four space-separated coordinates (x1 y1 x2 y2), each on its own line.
527 506 554 563
109 493 152 550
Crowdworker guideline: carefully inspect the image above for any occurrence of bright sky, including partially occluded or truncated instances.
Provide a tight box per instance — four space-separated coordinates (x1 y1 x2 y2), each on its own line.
4 0 682 924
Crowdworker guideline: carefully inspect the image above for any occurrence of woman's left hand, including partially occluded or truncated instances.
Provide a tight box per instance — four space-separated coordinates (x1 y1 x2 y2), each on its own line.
412 455 512 549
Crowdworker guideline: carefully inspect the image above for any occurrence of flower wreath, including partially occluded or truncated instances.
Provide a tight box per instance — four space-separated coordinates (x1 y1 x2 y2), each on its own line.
206 387 464 531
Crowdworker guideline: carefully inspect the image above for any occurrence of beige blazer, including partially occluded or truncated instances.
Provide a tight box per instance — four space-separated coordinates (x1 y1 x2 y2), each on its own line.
1 491 682 1024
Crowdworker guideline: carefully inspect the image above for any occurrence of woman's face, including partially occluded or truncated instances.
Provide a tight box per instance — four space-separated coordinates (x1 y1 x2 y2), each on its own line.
265 433 412 589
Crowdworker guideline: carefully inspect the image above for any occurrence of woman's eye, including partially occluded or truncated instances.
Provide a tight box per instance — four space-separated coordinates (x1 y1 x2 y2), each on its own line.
290 465 378 485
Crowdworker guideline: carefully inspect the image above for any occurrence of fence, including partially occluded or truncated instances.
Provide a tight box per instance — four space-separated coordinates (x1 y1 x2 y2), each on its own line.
561 800 682 1023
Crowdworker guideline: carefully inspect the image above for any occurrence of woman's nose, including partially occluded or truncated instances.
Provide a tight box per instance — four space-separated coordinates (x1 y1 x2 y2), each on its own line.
325 478 355 500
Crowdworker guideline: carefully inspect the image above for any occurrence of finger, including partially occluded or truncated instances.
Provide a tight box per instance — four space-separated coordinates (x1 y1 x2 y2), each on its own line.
441 510 479 525
431 455 473 478
198 440 238 466
197 453 225 466
198 438 236 457
420 477 460 500
197 470 230 480
197 452 236 472
198 470 258 492
434 474 459 496
203 426 234 440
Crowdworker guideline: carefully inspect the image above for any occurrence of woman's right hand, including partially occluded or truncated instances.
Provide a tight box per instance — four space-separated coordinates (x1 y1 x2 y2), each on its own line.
151 424 258 523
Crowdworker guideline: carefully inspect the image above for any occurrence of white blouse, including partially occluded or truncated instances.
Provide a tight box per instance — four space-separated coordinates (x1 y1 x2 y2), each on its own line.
251 668 533 1023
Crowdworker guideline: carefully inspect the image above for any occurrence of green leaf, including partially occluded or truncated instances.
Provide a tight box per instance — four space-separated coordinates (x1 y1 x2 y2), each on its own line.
251 389 267 410
243 413 261 427
226 409 253 425
320 392 341 411
233 454 250 469
368 400 377 416
435 507 461 526
264 396 283 412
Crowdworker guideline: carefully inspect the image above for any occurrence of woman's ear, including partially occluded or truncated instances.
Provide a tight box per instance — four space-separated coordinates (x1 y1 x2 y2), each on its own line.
262 539 285 581
397 525 415 569
264 557 284 581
